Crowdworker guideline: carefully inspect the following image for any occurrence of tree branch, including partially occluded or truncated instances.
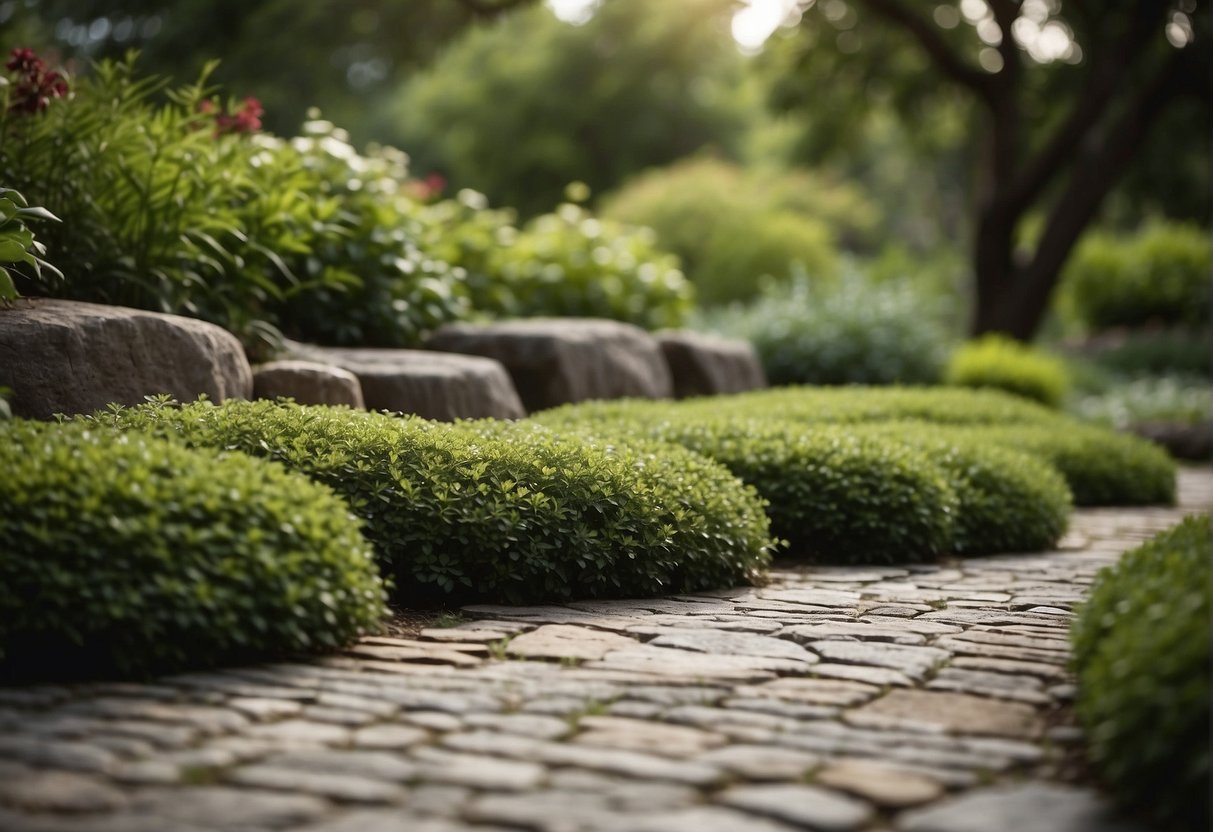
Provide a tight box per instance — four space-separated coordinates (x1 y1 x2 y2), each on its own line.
454 0 535 17
1022 46 1190 304
851 0 994 103
1000 0 1173 216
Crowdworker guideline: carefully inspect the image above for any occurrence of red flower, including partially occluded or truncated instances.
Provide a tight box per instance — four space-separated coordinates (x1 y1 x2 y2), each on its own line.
5 48 40 74
5 47 69 115
212 96 263 135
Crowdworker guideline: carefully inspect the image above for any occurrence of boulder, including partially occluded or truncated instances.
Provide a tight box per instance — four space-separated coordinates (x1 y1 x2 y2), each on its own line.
656 330 767 398
0 298 251 419
426 318 673 413
288 344 525 421
253 360 364 408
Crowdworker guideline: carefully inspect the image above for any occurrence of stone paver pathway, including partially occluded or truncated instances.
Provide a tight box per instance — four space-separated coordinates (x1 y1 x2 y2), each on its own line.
1 469 1209 832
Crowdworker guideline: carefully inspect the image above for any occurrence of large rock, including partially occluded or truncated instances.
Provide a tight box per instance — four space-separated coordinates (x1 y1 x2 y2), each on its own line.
0 299 251 419
253 360 364 408
656 330 766 399
426 319 673 412
288 344 525 421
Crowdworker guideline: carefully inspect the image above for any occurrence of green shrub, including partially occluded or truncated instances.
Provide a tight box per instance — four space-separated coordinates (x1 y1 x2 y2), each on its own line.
1072 374 1211 430
945 335 1070 408
259 117 470 348
652 420 957 562
534 406 957 563
0 56 468 347
601 157 876 305
488 203 694 330
1059 221 1211 331
854 424 1072 555
1081 328 1211 378
411 189 520 319
87 399 775 603
539 386 1174 508
1072 516 1210 830
0 420 385 678
693 385 1061 427
701 269 952 385
0 187 62 305
958 424 1177 506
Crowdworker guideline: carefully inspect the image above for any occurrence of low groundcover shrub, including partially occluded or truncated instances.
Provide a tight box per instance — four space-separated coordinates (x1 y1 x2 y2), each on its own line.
1071 515 1210 831
0 419 386 678
87 399 776 604
945 335 1070 408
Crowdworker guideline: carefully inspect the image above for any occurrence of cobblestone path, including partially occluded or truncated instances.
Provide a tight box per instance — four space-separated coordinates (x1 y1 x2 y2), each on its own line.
1 469 1209 832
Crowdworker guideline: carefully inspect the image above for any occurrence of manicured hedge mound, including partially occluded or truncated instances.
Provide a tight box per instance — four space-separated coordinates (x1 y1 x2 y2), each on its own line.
539 387 1174 508
957 424 1176 506
944 335 1070 408
535 409 958 562
0 420 385 678
89 400 776 603
854 424 1072 555
1072 515 1210 831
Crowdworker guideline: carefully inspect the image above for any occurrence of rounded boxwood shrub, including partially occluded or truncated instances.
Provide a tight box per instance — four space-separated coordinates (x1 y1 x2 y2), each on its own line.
0 420 386 678
1060 221 1211 331
854 423 1072 555
535 407 957 563
89 399 775 603
1071 515 1210 830
944 335 1070 408
654 420 957 563
962 424 1177 506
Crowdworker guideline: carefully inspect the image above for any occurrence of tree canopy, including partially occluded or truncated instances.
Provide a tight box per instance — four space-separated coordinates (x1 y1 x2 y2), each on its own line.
763 0 1209 337
384 0 758 217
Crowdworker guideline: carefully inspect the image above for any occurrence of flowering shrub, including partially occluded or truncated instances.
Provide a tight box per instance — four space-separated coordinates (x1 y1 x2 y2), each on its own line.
3 48 69 115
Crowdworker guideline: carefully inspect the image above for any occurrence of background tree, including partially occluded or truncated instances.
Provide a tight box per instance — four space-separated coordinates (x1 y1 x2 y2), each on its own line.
384 0 757 216
0 0 522 140
764 0 1209 338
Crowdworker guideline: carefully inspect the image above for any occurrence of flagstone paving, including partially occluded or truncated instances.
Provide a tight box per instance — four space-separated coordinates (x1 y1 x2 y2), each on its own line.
0 468 1208 832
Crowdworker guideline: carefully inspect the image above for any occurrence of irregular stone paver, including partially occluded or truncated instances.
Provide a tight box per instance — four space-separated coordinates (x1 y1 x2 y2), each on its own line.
815 758 945 808
719 783 875 831
846 688 1045 738
0 468 1207 832
506 625 637 661
898 782 1145 832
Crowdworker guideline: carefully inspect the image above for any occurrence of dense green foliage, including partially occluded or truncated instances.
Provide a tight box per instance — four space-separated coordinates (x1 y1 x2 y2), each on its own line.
854 424 1071 555
0 54 693 345
644 420 958 563
0 419 386 678
536 390 1077 560
701 270 952 385
956 424 1176 507
486 203 693 329
1072 374 1211 431
0 187 61 305
87 400 776 603
1059 222 1212 331
389 0 754 217
945 335 1070 408
1076 328 1211 379
601 157 878 305
1072 516 1210 831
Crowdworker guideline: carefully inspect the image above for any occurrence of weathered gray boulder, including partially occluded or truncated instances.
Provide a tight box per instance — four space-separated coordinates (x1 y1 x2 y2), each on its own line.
253 360 365 408
656 330 767 399
289 344 525 421
426 318 673 413
0 298 251 419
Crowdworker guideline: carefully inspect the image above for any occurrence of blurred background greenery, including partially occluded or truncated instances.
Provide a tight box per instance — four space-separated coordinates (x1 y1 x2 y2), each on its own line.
2 0 1209 438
